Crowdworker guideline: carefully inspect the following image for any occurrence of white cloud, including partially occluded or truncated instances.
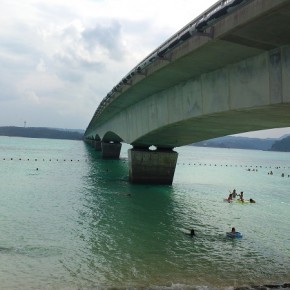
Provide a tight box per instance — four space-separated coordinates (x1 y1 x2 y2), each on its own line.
0 0 222 129
24 90 40 104
18 72 64 97
36 59 47 72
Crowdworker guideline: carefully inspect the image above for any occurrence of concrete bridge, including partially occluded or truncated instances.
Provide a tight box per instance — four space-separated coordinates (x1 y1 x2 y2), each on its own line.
85 0 290 184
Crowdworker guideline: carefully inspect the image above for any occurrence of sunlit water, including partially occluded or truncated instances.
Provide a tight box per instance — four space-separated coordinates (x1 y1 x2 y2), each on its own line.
0 136 289 289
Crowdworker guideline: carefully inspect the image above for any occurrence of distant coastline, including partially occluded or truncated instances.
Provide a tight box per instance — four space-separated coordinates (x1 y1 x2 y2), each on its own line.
1 126 290 151
0 126 84 140
192 134 290 152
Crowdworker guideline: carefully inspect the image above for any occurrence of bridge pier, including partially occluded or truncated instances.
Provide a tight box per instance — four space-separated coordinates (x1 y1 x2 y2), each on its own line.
101 142 122 159
85 139 94 146
128 147 178 185
94 140 102 151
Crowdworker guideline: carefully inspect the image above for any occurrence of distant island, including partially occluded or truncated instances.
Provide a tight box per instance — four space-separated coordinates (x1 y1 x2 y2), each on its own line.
1 126 290 152
192 135 290 152
0 126 84 140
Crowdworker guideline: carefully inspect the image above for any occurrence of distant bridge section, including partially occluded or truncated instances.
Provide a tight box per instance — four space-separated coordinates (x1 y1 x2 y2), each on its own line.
85 0 290 184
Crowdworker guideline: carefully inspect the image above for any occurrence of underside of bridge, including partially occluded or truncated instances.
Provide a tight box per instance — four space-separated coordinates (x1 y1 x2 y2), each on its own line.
132 103 290 148
85 0 290 184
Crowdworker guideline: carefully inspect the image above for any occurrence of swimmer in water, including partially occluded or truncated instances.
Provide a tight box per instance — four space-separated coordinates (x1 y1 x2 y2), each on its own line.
232 189 237 198
226 193 233 202
186 229 196 237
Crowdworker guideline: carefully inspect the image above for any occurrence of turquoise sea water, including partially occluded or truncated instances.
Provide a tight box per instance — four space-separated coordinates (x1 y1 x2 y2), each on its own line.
0 136 289 289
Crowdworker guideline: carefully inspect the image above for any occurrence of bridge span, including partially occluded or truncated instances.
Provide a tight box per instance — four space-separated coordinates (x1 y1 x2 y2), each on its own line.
85 0 290 184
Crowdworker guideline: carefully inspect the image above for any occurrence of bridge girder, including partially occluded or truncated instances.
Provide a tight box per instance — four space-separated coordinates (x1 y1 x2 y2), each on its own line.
85 0 290 147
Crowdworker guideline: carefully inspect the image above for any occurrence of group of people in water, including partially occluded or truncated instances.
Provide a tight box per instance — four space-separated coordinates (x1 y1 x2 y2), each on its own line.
186 189 256 238
268 170 290 177
186 226 240 238
226 189 256 203
224 189 256 238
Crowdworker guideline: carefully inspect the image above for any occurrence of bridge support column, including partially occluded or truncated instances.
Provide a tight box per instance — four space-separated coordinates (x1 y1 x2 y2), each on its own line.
94 140 102 151
101 142 122 159
85 139 94 146
128 148 178 185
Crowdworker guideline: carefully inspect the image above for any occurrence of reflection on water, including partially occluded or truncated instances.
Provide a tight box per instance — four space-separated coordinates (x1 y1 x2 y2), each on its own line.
80 145 179 286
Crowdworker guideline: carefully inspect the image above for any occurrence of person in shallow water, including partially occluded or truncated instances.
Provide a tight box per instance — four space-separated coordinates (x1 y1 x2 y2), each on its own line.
232 189 237 198
250 198 256 203
227 193 233 202
186 229 196 237
238 191 244 202
226 227 243 238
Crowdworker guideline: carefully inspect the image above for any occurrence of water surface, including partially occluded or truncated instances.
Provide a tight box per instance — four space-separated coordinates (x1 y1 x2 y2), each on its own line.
0 136 289 289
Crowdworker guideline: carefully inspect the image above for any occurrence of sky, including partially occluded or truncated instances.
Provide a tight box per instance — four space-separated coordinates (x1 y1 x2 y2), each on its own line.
1 0 290 138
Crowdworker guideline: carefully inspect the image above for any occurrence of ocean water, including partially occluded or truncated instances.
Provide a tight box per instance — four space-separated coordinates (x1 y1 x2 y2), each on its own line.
0 136 289 290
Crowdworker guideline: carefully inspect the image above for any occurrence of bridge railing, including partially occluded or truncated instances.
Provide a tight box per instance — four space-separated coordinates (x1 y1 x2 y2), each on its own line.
85 0 250 135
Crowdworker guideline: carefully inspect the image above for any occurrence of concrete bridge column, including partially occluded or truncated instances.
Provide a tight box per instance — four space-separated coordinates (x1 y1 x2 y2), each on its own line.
101 142 122 159
128 147 178 185
94 140 102 151
85 139 94 146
